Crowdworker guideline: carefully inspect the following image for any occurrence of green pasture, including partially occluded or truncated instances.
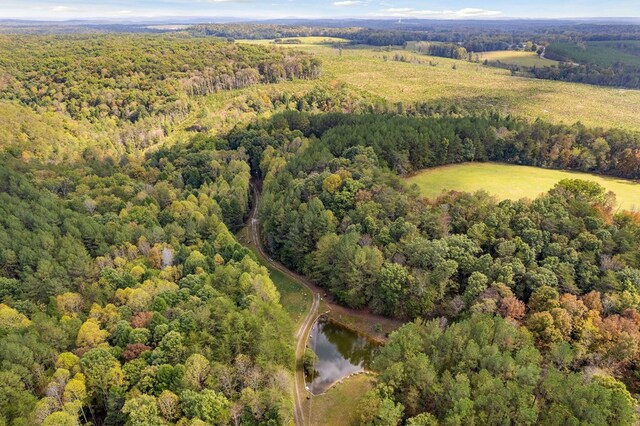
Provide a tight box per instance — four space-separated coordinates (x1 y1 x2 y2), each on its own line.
406 162 640 211
480 50 559 67
546 41 640 67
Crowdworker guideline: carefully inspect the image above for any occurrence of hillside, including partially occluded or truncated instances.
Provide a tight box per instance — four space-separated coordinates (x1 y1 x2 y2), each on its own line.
239 41 640 131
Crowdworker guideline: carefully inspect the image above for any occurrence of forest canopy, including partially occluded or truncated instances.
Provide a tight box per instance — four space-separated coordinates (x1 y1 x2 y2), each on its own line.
2 26 640 426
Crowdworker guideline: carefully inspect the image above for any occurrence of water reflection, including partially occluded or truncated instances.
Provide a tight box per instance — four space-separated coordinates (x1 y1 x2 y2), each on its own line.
305 317 379 395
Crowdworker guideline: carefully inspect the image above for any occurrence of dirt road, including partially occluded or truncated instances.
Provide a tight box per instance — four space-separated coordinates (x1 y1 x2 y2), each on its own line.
248 184 321 426
247 183 401 425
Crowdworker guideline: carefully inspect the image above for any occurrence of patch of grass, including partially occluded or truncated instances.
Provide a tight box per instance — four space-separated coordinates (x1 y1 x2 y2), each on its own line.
325 309 399 344
179 44 640 133
268 266 312 326
311 46 640 131
406 162 640 211
303 374 375 426
480 50 559 67
546 41 640 67
236 227 312 327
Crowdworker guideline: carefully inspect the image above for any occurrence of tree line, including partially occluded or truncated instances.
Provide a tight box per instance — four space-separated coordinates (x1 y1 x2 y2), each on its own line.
528 61 640 89
407 42 468 60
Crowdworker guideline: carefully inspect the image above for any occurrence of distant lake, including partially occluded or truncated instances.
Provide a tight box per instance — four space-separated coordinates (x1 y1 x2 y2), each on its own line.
305 317 379 395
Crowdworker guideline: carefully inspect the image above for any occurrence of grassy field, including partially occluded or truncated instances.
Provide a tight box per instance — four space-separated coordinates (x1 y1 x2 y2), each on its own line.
227 43 640 131
480 50 559 67
268 265 312 326
315 47 640 131
546 41 640 67
237 36 349 46
302 374 375 426
407 162 640 211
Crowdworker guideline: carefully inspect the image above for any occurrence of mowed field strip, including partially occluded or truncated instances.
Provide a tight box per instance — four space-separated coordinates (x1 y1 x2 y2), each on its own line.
479 50 560 67
407 162 640 211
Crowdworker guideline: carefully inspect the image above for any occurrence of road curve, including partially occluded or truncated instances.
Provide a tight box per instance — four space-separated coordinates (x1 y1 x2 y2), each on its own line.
247 182 401 425
248 183 321 426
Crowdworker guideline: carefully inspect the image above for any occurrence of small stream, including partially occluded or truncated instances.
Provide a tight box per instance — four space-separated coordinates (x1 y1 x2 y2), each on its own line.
305 317 379 395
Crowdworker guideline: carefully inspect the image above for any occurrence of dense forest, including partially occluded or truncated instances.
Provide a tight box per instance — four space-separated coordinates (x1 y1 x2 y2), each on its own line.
0 35 321 124
0 134 294 425
527 62 640 89
227 111 640 422
0 34 321 156
189 23 523 51
188 21 640 51
362 315 637 424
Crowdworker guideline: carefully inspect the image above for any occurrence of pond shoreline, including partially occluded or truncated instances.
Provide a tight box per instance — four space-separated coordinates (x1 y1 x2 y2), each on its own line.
304 315 380 396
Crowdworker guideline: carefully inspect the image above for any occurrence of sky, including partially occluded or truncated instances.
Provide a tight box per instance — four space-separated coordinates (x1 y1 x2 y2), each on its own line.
1 0 639 21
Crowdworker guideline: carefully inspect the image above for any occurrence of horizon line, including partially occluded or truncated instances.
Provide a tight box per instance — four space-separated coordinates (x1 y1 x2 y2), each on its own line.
2 16 640 23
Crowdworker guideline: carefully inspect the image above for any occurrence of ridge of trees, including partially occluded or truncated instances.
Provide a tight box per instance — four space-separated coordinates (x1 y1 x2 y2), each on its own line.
0 34 321 126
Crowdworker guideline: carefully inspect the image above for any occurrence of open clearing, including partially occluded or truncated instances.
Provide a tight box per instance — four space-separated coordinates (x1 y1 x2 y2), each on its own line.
235 42 640 131
480 50 559 67
302 374 375 426
546 41 640 67
237 36 349 46
407 162 640 211
316 47 640 131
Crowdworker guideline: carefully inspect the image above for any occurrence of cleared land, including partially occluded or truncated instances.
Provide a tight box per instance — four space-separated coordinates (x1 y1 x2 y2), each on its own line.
302 374 375 426
235 42 640 131
407 162 640 211
480 50 559 67
236 36 349 46
316 47 640 131
546 40 640 67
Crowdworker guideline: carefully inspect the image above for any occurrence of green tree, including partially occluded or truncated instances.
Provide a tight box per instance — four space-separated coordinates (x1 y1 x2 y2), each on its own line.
180 390 231 424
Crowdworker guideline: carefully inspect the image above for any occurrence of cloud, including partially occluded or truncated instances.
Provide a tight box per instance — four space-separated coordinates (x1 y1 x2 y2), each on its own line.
374 7 502 18
334 1 363 6
51 5 79 12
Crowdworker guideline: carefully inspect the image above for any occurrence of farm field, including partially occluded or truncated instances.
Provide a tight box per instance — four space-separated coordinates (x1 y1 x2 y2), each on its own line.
480 50 559 67
546 40 640 66
237 36 349 46
236 42 640 131
407 162 640 210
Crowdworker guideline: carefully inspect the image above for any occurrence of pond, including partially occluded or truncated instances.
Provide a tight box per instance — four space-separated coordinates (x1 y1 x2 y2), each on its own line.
305 317 379 395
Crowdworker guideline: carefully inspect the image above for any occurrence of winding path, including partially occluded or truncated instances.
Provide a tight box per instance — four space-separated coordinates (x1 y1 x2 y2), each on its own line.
248 183 320 426
247 182 401 425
